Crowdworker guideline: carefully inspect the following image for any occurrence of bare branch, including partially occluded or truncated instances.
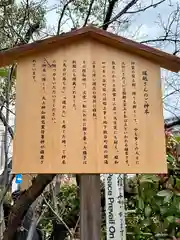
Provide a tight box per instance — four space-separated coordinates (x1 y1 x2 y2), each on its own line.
163 89 180 100
140 38 180 44
0 64 15 141
50 182 59 213
18 0 30 38
24 22 41 44
3 65 14 185
103 0 108 22
3 5 25 44
161 7 178 39
141 4 180 56
0 110 14 139
43 195 73 237
126 0 166 14
83 0 95 27
72 215 80 238
102 0 118 30
101 0 139 30
165 102 180 115
57 0 73 35
67 6 77 28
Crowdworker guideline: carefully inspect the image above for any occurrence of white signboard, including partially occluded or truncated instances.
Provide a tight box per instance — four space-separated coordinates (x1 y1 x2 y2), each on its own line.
105 174 126 239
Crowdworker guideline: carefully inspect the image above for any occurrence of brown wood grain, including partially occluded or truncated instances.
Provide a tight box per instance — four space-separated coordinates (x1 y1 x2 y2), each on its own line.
80 174 101 240
13 40 167 174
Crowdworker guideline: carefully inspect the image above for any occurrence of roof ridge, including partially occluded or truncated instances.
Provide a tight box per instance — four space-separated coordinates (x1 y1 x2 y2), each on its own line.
0 26 180 72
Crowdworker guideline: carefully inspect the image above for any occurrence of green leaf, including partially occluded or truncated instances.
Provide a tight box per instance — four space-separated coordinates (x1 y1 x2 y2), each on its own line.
168 176 175 187
176 201 180 212
140 175 159 183
175 177 180 190
137 197 144 210
164 194 173 203
157 190 173 197
167 154 175 163
160 206 168 216
175 136 180 143
141 218 151 227
0 68 8 78
144 205 152 217
166 216 176 223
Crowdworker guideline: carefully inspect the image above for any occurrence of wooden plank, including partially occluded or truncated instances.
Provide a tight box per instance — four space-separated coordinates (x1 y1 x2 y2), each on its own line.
80 174 101 240
13 41 167 174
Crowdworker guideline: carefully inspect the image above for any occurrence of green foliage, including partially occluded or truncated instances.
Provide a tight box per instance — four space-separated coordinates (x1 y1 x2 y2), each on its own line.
0 67 16 104
125 132 180 239
58 184 80 225
39 132 180 240
0 0 46 49
0 0 46 105
39 184 80 238
0 68 9 78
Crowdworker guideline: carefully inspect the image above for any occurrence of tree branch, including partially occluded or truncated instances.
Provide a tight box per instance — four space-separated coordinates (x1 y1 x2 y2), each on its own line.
140 38 180 44
101 0 139 30
23 22 40 44
0 110 14 139
43 195 73 237
126 0 166 14
83 0 95 27
165 118 180 129
102 0 118 30
3 174 56 240
18 0 30 38
57 0 73 35
163 89 180 100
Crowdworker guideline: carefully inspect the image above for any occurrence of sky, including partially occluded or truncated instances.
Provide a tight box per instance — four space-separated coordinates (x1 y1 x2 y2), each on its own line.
14 0 179 53
44 0 178 41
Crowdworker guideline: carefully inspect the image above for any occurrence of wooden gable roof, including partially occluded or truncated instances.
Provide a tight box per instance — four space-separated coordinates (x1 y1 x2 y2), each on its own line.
0 26 180 72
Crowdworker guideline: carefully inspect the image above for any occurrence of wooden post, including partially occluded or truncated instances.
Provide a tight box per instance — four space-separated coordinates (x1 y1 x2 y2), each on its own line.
80 174 101 240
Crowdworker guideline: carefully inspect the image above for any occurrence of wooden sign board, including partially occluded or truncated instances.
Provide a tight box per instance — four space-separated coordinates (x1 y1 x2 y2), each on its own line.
12 39 167 174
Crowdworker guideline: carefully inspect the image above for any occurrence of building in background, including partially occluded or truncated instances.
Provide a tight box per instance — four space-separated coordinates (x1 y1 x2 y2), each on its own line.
165 116 180 136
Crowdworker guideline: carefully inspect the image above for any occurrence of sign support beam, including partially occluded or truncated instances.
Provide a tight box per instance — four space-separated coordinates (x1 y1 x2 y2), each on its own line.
80 174 101 240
